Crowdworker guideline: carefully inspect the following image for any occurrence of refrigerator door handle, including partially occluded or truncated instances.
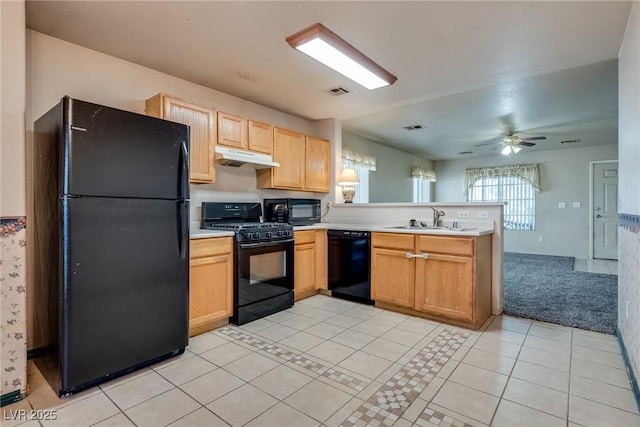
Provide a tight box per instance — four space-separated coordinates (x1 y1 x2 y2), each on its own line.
178 202 188 259
179 141 189 200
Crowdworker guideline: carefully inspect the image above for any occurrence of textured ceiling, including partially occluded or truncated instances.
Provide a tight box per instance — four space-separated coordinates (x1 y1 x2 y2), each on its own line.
26 1 631 159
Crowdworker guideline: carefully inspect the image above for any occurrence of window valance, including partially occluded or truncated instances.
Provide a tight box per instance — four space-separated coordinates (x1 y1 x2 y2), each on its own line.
411 166 437 182
463 164 540 195
342 147 376 171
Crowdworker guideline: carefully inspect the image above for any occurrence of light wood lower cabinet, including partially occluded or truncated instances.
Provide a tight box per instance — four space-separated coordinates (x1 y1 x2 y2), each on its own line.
294 230 328 300
189 237 233 336
371 247 415 308
371 232 492 329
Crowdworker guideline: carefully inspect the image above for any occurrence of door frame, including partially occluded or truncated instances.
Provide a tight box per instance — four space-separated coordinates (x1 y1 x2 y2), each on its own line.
588 159 618 259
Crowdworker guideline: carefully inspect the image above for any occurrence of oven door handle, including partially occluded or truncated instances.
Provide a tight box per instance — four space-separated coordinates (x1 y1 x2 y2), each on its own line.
239 239 294 248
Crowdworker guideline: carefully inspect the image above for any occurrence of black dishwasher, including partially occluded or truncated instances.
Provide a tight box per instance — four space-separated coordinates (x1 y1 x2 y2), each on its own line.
328 230 373 304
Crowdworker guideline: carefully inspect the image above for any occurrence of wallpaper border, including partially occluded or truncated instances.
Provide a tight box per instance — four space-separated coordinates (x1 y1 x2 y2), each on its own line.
619 213 640 233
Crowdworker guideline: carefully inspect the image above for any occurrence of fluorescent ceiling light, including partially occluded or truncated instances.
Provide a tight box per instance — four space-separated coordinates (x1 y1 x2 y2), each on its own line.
286 23 397 90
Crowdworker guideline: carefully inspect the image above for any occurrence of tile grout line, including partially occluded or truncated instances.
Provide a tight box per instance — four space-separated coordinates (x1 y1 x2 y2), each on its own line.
566 327 574 427
487 315 532 427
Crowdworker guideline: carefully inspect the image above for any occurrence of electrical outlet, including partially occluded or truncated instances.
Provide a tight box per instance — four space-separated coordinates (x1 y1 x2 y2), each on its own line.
573 202 581 208
476 211 489 219
558 202 566 208
626 300 629 319
539 236 544 242
458 211 469 218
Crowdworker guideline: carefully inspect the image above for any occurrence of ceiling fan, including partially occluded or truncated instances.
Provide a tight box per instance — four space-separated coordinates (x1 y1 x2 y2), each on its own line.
475 131 547 155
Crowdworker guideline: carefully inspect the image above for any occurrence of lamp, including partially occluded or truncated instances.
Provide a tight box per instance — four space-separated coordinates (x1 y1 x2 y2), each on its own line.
338 168 360 203
286 23 397 90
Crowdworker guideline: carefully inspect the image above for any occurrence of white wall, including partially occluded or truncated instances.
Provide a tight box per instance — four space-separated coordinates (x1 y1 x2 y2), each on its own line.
26 30 337 222
434 144 618 258
0 0 27 399
618 1 640 391
342 132 434 203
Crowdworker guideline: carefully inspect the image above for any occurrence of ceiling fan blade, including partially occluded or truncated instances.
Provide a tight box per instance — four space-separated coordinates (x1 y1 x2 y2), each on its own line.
521 136 547 141
517 141 536 147
475 141 499 147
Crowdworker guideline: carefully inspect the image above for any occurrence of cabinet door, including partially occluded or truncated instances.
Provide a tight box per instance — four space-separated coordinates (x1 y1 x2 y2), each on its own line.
414 254 474 321
305 136 330 192
189 253 233 331
163 97 215 183
217 112 247 149
248 120 273 155
371 247 415 308
271 128 305 189
295 242 316 299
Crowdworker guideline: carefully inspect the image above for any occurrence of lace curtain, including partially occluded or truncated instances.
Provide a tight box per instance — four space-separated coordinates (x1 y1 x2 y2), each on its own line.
463 164 540 195
342 147 377 171
411 166 437 182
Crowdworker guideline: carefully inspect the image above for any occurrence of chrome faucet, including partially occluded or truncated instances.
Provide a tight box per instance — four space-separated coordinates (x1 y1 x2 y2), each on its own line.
430 207 445 227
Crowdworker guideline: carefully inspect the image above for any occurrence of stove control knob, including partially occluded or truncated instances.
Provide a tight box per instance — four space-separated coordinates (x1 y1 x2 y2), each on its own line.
265 231 273 238
276 231 283 236
253 232 260 239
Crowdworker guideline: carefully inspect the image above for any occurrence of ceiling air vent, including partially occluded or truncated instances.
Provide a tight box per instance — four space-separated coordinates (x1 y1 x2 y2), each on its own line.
327 86 351 96
561 139 581 144
403 124 427 131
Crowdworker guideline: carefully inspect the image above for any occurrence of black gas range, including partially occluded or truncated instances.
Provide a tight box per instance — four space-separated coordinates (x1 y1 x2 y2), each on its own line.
201 202 294 325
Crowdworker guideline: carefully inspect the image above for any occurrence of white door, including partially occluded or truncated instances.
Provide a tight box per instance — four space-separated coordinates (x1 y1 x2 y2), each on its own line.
592 162 618 260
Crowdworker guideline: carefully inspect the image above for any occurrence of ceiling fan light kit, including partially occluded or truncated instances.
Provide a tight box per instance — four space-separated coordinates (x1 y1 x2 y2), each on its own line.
501 144 522 156
286 23 397 90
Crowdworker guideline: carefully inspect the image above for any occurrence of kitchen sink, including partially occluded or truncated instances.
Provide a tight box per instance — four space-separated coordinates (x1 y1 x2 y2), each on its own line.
385 225 476 232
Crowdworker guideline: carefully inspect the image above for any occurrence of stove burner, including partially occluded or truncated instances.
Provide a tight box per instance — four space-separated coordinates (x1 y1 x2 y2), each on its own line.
200 202 294 243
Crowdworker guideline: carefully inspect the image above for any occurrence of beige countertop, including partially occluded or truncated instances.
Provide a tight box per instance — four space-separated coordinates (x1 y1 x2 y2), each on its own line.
293 223 494 237
189 229 235 239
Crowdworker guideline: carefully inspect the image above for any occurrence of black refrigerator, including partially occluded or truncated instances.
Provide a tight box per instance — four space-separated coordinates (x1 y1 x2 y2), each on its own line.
33 97 190 396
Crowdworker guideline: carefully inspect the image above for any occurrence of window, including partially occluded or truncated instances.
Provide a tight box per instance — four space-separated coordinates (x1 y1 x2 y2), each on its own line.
351 165 370 203
412 178 431 203
411 166 436 203
464 164 540 231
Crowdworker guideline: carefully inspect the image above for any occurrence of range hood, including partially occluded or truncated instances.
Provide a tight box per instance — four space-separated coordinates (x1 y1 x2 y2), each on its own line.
214 146 280 169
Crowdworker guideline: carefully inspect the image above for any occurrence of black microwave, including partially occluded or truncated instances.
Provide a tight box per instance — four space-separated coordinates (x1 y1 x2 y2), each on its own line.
263 198 321 225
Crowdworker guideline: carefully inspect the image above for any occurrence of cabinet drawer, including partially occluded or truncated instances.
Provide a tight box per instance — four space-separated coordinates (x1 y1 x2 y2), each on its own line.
372 232 415 251
295 230 316 245
190 237 233 258
417 235 473 256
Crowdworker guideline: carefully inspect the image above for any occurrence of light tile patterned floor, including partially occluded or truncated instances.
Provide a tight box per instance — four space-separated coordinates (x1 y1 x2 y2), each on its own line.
4 294 639 427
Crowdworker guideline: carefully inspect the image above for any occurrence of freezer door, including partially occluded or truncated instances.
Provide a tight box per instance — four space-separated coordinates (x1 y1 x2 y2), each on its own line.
60 196 189 393
63 97 189 200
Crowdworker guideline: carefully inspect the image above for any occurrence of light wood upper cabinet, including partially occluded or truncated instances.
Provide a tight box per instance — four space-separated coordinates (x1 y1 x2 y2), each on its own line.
146 93 215 183
257 128 330 192
189 237 233 336
248 120 273 155
258 127 306 190
305 136 330 192
217 111 247 149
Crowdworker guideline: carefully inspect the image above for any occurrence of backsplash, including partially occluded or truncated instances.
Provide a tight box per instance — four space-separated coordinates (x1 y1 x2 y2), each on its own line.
0 217 27 401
